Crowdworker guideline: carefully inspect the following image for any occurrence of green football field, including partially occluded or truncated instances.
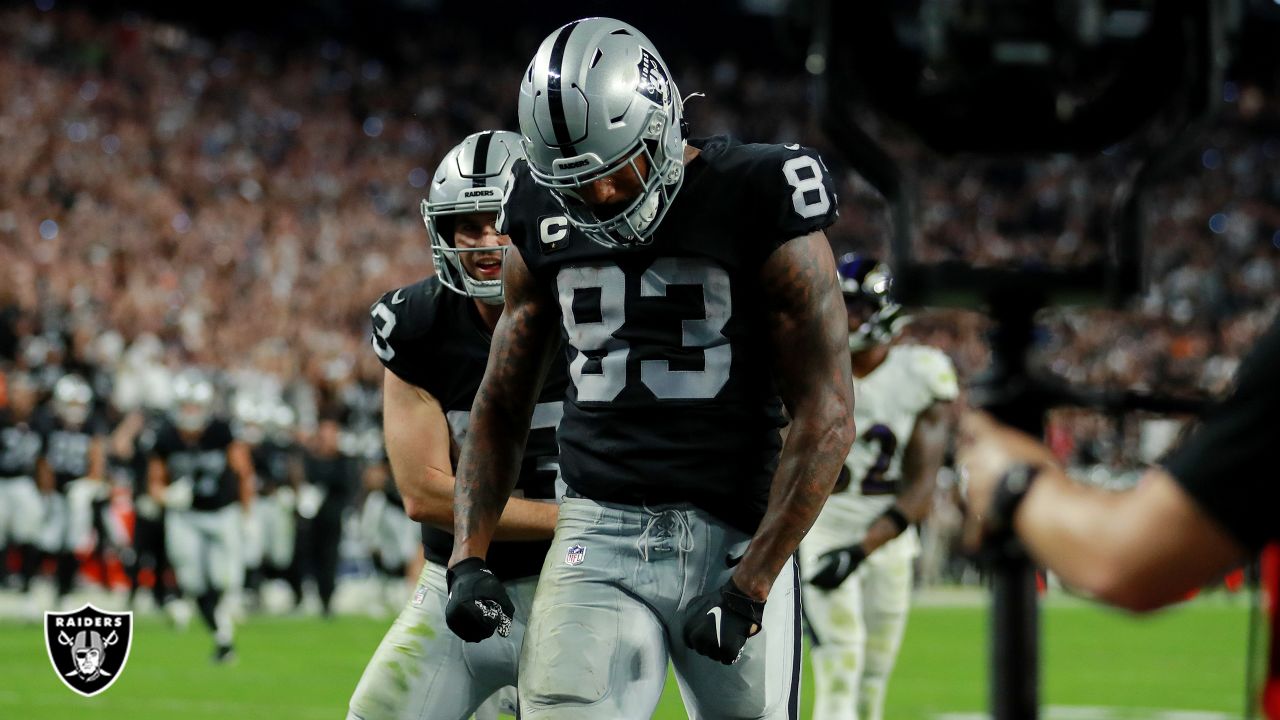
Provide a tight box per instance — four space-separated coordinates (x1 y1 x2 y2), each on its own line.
0 597 1252 719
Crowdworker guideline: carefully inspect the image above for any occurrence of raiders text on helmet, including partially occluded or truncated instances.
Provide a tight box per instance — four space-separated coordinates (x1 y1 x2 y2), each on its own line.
518 17 686 249
421 130 526 304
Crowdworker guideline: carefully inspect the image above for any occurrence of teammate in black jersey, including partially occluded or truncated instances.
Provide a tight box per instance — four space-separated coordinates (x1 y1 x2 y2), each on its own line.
111 408 179 612
235 398 299 610
0 373 44 597
148 370 255 663
446 19 856 719
347 131 570 720
36 374 108 607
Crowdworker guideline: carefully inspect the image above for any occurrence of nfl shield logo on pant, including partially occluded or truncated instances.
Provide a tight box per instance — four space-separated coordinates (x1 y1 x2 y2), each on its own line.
565 544 586 566
44 604 134 697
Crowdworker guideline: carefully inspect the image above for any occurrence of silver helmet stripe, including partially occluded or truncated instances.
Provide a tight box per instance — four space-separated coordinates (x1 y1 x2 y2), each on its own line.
470 130 493 187
546 19 583 156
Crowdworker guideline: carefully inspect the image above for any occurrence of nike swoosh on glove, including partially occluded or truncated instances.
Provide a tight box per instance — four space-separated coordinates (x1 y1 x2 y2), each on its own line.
445 558 514 642
808 545 867 590
683 578 766 665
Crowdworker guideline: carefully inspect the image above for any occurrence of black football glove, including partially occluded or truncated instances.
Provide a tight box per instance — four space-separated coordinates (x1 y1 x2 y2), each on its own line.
683 578 766 665
445 558 514 643
808 545 867 590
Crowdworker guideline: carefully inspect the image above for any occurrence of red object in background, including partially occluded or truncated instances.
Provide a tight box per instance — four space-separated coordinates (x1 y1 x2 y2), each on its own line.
1263 543 1279 720
1227 568 1247 593
1045 421 1075 464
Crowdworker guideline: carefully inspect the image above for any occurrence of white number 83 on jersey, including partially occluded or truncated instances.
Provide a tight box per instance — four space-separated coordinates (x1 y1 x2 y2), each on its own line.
557 258 732 403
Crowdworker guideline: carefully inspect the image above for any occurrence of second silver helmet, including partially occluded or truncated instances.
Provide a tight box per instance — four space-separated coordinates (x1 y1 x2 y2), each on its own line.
421 131 526 304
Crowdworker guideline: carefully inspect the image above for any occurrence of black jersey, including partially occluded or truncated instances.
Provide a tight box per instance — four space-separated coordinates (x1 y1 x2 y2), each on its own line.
1163 316 1280 552
252 439 296 494
370 275 569 580
151 419 239 512
499 136 840 533
0 409 42 479
37 411 109 491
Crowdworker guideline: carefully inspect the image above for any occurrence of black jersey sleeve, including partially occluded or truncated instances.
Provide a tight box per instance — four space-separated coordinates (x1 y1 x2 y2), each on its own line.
369 278 439 389
1162 317 1280 552
741 142 840 257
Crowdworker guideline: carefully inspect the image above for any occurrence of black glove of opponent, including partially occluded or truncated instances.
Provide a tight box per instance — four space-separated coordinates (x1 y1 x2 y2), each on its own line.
808 544 867 590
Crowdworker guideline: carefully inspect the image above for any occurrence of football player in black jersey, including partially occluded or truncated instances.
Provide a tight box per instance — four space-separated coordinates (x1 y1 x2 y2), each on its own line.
446 19 856 719
36 374 108 608
235 397 299 610
347 131 570 720
112 407 179 612
147 370 255 663
0 373 44 597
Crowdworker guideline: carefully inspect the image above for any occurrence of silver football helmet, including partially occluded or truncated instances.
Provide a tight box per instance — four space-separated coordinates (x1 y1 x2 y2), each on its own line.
171 370 215 433
52 374 93 427
421 131 526 305
519 18 687 249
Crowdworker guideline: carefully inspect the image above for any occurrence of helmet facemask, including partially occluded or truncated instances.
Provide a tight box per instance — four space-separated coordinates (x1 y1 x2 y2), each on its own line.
422 199 508 306
841 259 908 352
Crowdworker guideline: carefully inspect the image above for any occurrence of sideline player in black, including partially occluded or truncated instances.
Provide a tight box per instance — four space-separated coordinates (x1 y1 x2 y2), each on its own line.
0 373 44 598
148 370 254 663
112 408 179 612
235 398 299 609
445 19 856 719
347 130 569 720
37 373 108 608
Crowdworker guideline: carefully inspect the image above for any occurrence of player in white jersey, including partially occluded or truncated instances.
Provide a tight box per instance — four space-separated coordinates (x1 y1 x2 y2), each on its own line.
800 255 958 720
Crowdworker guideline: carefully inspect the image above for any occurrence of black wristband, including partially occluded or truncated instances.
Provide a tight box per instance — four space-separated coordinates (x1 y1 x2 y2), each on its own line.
985 463 1042 541
880 505 910 534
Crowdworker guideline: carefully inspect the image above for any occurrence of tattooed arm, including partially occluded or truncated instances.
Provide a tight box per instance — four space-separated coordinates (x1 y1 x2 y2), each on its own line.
449 246 561 565
733 231 857 601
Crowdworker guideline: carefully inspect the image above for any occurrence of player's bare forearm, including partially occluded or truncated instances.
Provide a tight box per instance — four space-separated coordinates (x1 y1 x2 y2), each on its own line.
37 459 54 494
864 400 954 554
146 457 167 500
228 441 255 508
88 438 107 480
450 249 559 565
383 368 558 541
735 231 856 601
1014 467 1244 611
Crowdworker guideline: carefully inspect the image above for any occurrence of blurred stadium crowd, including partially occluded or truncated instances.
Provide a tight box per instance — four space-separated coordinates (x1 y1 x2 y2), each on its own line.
0 4 1276 599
